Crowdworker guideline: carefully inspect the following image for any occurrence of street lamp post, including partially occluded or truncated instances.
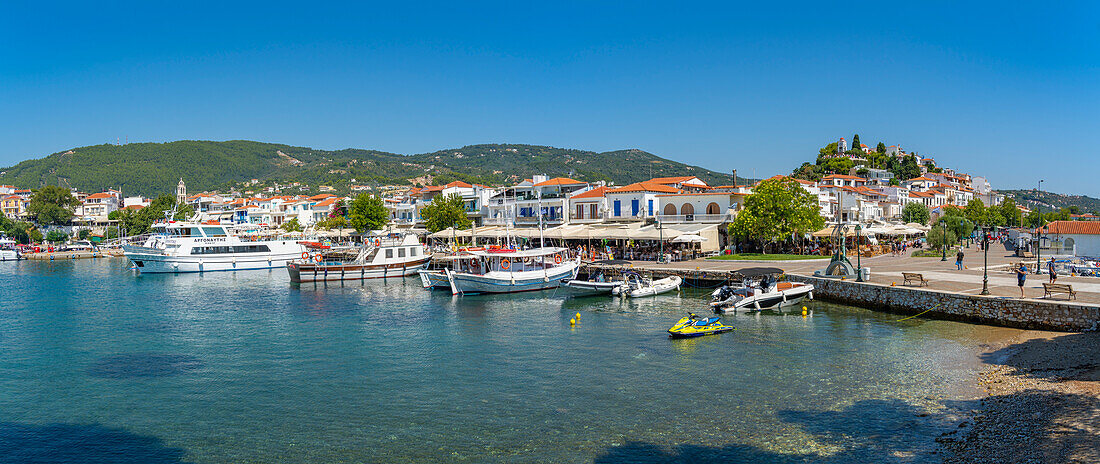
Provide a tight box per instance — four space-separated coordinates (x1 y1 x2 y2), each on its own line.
855 222 864 281
980 227 991 295
657 219 664 263
940 218 947 261
1035 179 1044 274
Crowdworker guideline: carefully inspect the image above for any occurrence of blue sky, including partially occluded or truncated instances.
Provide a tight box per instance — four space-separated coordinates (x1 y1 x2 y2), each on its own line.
2 2 1097 194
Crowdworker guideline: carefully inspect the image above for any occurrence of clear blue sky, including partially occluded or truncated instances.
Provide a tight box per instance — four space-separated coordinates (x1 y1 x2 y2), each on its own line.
2 2 1097 194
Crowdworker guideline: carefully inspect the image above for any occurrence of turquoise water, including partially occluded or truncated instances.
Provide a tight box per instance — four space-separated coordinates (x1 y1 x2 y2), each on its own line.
0 259 998 463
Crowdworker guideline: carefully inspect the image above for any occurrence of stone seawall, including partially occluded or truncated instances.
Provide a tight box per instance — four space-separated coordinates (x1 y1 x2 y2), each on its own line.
788 274 1100 332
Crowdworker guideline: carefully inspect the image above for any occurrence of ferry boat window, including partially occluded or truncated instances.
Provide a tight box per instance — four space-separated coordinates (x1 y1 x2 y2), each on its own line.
385 249 394 259
202 227 227 237
410 247 418 257
398 248 406 258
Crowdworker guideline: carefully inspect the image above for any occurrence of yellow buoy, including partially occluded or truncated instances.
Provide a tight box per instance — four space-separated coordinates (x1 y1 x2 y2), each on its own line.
575 312 581 321
891 282 896 287
569 318 576 326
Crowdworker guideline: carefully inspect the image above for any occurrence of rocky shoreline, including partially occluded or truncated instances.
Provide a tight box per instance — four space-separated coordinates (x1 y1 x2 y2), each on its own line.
942 331 1099 463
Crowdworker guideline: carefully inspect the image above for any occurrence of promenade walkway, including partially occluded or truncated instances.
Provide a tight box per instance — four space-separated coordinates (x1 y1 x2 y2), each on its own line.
618 245 1100 306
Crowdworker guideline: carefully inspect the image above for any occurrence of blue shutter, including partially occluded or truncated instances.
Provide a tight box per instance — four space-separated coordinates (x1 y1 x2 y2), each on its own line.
648 199 654 216
614 200 621 217
631 199 639 216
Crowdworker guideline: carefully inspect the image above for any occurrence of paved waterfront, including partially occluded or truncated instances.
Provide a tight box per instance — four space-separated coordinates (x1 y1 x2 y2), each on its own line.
619 245 1100 306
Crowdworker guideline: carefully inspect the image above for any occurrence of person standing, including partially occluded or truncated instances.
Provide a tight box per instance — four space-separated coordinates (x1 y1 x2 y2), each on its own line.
955 249 965 270
1048 257 1058 284
1017 262 1028 298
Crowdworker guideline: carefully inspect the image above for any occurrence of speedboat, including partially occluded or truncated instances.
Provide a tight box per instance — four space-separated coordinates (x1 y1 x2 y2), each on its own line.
710 273 813 312
444 247 580 295
123 222 305 273
560 270 624 296
287 234 430 283
611 272 681 298
668 314 734 338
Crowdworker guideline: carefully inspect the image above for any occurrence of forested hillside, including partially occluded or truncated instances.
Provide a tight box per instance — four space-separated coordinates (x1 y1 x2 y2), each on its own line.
0 141 743 196
1000 189 1100 215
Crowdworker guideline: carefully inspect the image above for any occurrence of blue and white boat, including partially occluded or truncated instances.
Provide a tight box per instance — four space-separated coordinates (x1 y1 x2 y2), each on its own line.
444 247 579 295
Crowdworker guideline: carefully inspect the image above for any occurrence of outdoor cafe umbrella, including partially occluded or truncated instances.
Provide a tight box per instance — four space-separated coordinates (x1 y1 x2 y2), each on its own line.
671 234 707 243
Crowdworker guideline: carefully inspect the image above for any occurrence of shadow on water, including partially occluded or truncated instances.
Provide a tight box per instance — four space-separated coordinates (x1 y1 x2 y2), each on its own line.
0 422 191 463
595 398 968 463
87 354 203 379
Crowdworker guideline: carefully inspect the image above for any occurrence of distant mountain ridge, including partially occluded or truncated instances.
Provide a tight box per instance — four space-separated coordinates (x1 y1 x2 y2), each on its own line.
0 141 744 197
1000 189 1100 214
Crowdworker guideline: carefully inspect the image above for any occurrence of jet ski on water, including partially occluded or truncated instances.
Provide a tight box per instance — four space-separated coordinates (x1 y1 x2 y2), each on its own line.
667 313 734 338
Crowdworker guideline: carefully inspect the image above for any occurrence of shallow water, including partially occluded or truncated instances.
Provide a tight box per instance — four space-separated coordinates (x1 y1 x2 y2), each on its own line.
0 259 1004 462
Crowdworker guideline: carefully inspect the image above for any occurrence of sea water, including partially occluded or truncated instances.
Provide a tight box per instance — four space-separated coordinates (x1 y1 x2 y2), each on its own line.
0 259 1002 463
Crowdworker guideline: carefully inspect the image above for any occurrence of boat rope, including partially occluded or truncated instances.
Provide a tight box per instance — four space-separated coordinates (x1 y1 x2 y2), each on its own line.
896 302 944 322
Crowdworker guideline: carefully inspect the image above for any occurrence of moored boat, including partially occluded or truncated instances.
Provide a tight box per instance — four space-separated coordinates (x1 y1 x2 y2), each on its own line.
287 234 429 283
560 270 624 296
611 272 682 297
123 222 305 273
0 238 20 261
445 247 579 295
710 269 813 312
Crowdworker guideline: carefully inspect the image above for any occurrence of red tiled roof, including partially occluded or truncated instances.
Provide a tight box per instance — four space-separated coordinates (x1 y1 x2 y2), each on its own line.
308 194 335 201
647 176 698 185
570 186 611 199
606 181 681 194
86 192 114 199
533 177 585 187
1043 221 1100 235
124 204 145 210
444 181 473 188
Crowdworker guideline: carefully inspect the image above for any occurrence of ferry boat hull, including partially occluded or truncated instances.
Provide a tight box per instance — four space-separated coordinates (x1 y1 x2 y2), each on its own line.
289 257 430 283
125 248 303 273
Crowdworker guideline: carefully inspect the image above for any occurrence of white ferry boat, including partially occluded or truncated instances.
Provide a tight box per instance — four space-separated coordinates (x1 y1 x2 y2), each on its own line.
444 247 580 295
123 222 305 273
287 234 430 283
0 238 20 261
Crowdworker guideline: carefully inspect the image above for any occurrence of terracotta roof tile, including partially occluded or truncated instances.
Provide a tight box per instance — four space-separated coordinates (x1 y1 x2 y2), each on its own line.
570 186 611 199
533 177 585 187
1043 221 1100 235
606 181 681 194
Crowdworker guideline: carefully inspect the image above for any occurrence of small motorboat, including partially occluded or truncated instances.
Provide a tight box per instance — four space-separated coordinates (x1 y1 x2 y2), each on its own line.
668 313 734 338
611 272 682 298
710 273 813 312
560 270 624 296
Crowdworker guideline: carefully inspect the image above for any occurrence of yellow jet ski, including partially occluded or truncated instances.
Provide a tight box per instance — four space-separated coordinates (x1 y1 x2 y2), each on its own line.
668 313 734 338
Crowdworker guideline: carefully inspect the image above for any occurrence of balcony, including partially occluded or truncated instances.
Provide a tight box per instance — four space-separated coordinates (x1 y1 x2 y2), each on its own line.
569 212 606 223
656 213 733 224
604 213 649 222
515 216 564 224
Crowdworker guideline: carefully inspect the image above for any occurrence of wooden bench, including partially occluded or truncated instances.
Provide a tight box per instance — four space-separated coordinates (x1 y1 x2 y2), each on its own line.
902 272 929 287
1043 283 1077 300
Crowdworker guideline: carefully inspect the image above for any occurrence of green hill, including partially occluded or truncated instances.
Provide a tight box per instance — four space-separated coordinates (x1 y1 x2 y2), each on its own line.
1000 189 1100 215
0 141 744 196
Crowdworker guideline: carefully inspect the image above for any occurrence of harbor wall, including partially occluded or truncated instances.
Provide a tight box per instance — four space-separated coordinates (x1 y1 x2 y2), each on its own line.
787 274 1100 332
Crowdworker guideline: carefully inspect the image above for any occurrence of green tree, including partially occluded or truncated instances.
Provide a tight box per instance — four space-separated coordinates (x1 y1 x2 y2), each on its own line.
348 194 388 233
316 216 348 230
894 155 922 180
927 225 957 253
818 142 840 159
27 185 80 225
77 229 91 240
45 230 69 243
282 217 302 232
851 134 861 151
0 216 33 243
963 198 987 225
876 142 886 154
28 228 43 243
986 207 1006 227
999 198 1022 227
728 178 824 253
901 202 930 225
421 193 472 233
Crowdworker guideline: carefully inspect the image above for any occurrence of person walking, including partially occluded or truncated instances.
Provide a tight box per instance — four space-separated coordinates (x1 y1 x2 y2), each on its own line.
955 249 965 270
1048 257 1058 284
1016 262 1028 298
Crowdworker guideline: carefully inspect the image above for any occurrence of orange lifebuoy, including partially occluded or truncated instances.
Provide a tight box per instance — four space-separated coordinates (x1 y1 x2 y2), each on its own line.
301 252 309 260
554 254 562 264
374 238 381 246
314 254 323 263
501 258 511 270
250 235 259 242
